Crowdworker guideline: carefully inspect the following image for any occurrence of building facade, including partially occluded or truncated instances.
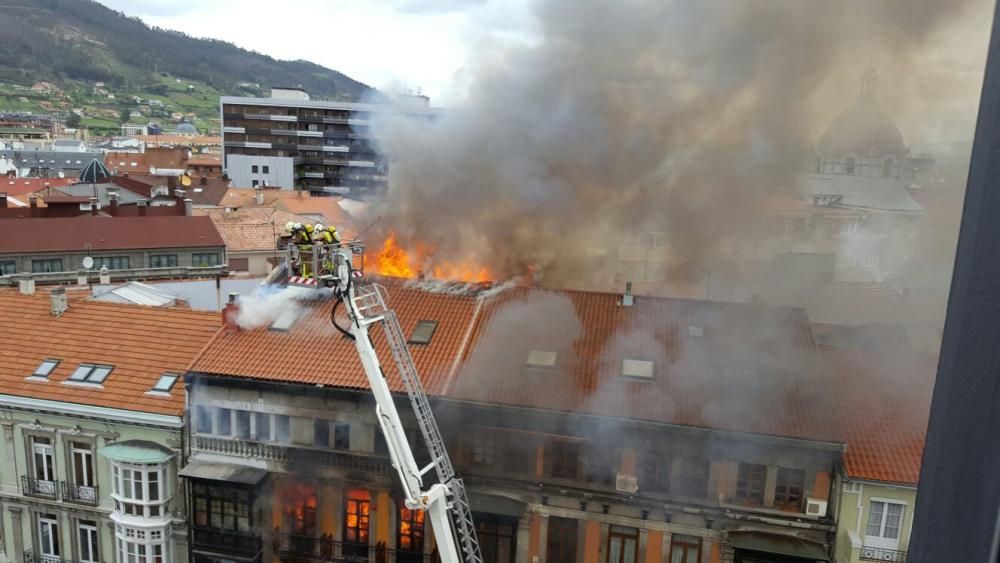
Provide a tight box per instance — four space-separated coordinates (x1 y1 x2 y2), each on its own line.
0 292 220 563
220 88 435 196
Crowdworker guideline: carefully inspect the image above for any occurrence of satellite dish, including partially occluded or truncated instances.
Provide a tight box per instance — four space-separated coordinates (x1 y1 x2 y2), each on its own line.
82 256 94 269
57 170 65 179
180 175 192 187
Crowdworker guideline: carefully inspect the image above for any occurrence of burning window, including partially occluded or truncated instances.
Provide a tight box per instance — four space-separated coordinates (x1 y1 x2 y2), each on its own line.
735 463 767 505
640 451 671 493
398 505 425 553
678 458 709 497
344 490 371 547
774 468 805 509
547 441 580 480
408 320 439 345
278 481 317 536
526 350 558 369
621 359 654 380
193 483 251 532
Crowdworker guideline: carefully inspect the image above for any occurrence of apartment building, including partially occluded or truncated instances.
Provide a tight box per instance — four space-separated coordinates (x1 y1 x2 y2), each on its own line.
182 280 845 563
220 88 435 196
0 292 220 563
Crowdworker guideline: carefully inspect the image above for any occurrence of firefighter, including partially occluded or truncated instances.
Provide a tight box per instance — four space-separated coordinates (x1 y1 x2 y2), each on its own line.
315 223 334 245
328 225 342 246
293 223 315 277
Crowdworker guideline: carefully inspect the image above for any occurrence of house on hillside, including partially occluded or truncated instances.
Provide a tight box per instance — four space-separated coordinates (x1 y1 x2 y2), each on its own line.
183 282 844 563
0 291 219 563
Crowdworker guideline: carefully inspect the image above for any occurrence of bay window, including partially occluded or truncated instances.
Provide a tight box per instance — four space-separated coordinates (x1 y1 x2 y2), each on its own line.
116 525 169 563
112 462 170 519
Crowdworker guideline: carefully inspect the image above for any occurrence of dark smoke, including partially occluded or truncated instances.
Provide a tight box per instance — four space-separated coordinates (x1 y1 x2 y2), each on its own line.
369 0 983 289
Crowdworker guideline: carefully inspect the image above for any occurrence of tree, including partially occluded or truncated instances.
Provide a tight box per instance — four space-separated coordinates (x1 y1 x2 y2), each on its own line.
65 113 81 128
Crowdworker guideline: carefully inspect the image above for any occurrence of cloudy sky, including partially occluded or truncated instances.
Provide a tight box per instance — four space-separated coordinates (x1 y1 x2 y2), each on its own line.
95 0 536 104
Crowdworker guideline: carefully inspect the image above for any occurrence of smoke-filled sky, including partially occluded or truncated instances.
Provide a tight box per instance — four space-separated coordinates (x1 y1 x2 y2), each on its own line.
369 0 992 285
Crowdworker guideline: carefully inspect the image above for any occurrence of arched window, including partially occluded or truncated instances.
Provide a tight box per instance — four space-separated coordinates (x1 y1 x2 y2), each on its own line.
882 158 895 178
845 156 856 175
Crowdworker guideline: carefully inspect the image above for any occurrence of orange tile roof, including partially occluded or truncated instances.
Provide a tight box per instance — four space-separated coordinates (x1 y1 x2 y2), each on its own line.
276 196 354 232
0 293 219 416
190 278 480 394
212 222 282 252
823 346 935 484
1 177 75 197
448 287 842 442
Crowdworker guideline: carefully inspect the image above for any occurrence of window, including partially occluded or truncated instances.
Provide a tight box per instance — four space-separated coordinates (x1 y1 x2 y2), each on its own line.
251 179 259 187
275 414 290 443
867 500 905 540
845 156 857 174
112 462 170 519
548 441 580 480
678 458 709 497
234 410 251 439
0 260 15 275
408 320 439 344
344 496 371 546
735 463 767 505
398 506 425 553
228 257 249 271
262 165 270 174
622 358 654 379
216 408 232 436
546 516 578 563
193 482 252 532
669 534 702 563
607 526 638 563
334 422 350 449
195 406 212 434
477 516 516 563
471 432 496 467
116 524 169 563
151 373 178 393
32 258 63 273
774 468 805 509
32 436 55 482
38 514 60 559
251 165 259 173
71 442 94 487
192 253 220 267
31 359 59 378
68 364 113 384
149 254 178 268
94 256 130 270
254 412 271 441
314 420 330 447
641 451 671 493
78 520 99 563
526 350 558 368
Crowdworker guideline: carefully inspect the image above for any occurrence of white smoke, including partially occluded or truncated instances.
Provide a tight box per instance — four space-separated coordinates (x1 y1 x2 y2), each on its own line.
235 284 331 330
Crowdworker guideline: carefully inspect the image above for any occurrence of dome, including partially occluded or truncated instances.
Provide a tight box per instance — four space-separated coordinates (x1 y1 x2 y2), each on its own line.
78 158 111 184
176 122 198 135
817 68 906 159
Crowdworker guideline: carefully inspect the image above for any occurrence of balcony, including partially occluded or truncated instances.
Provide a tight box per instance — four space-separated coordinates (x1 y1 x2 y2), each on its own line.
193 435 391 475
24 549 73 563
860 546 907 562
61 481 98 506
192 526 262 559
274 533 430 563
21 476 58 500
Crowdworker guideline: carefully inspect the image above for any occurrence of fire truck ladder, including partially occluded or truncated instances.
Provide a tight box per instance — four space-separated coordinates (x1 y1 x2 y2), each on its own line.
353 284 483 563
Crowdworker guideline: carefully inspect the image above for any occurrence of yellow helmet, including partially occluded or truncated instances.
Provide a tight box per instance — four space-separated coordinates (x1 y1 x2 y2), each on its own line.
328 226 337 233
305 224 314 233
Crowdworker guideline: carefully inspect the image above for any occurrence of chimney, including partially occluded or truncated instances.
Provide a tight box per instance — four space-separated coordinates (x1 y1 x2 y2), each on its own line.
167 175 177 191
89 196 99 215
108 191 118 216
183 198 193 216
29 194 39 218
76 269 88 286
621 281 634 307
50 286 68 316
222 292 240 330
99 266 110 285
0 192 6 208
254 186 264 206
18 277 35 295
138 199 147 216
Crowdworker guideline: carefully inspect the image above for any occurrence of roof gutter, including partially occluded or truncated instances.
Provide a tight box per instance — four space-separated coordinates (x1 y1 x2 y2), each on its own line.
0 394 182 428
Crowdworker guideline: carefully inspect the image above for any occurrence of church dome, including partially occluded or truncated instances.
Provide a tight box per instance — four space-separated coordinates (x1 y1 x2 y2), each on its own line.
817 67 906 159
78 158 111 184
176 122 198 135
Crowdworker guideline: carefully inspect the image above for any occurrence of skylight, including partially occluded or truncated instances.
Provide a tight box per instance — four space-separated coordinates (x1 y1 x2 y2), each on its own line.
269 310 299 332
526 350 558 368
408 320 439 345
67 364 113 384
622 359 655 380
152 373 179 393
31 359 60 378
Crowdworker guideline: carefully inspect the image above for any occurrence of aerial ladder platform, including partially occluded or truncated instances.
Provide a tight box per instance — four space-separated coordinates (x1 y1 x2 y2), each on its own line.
274 242 482 563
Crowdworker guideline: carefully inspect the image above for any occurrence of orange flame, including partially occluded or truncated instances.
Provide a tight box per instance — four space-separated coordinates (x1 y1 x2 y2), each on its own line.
375 232 493 283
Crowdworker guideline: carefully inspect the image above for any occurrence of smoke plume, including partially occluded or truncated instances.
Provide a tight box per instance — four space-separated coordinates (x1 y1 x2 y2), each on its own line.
369 0 985 289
